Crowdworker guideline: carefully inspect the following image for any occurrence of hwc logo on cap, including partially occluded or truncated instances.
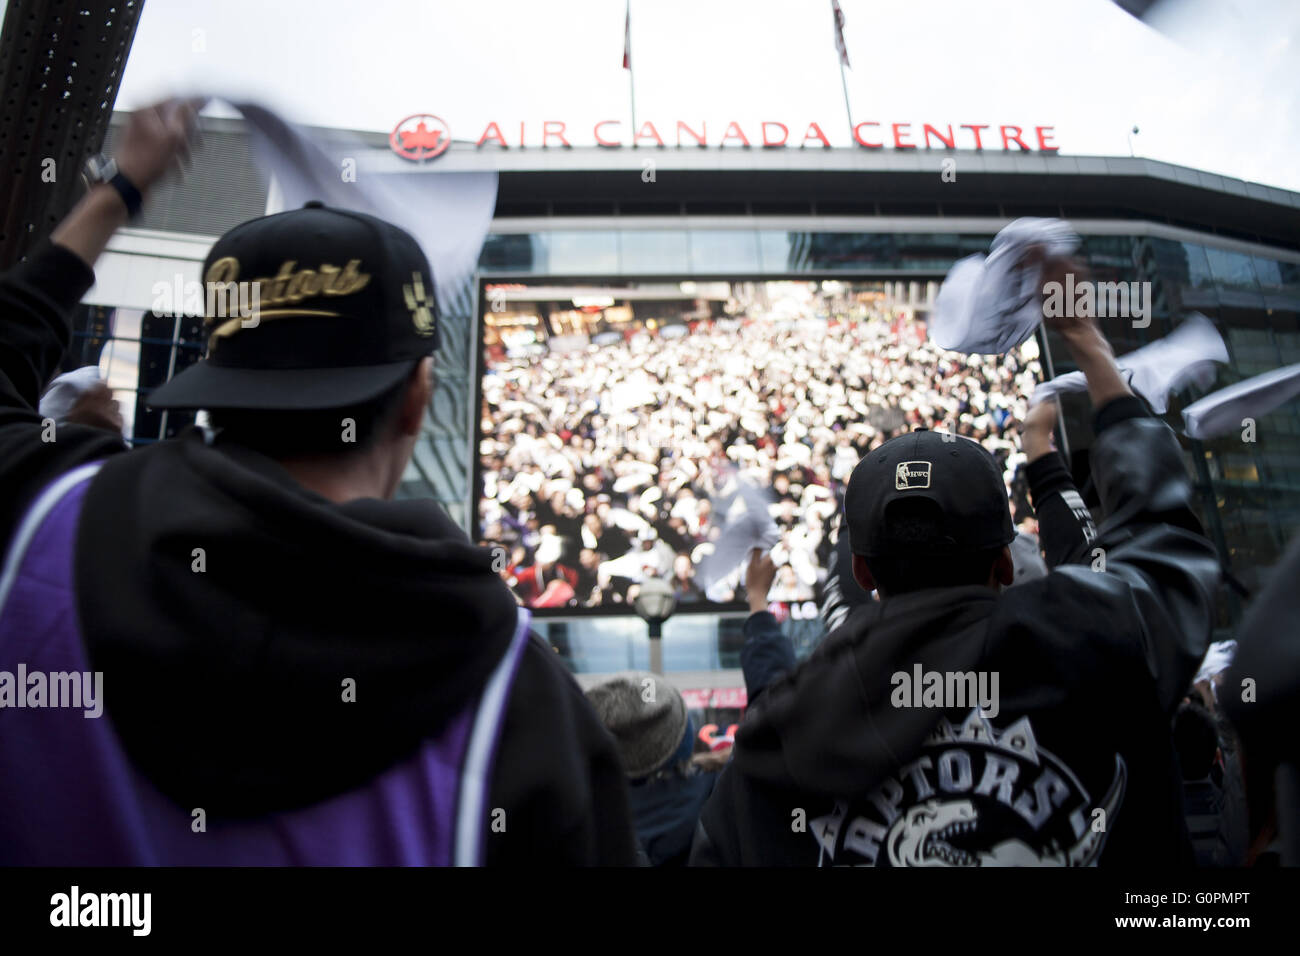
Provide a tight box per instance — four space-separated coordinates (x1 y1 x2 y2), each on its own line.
896 461 932 490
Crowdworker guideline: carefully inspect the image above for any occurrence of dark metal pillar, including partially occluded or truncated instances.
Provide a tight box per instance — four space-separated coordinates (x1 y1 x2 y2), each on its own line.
0 0 144 268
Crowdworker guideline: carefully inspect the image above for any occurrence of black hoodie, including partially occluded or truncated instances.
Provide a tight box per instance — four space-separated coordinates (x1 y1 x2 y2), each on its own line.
691 404 1220 866
0 242 637 865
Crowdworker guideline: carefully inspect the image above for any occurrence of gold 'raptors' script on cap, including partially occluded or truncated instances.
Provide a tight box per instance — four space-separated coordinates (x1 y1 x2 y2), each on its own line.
204 256 373 349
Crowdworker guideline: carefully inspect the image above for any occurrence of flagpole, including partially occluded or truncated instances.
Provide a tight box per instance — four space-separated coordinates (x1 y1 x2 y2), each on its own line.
831 1 853 142
629 67 638 142
626 0 637 140
839 57 853 142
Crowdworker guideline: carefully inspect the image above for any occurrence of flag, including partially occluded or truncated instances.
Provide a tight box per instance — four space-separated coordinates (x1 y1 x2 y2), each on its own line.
623 2 631 70
831 0 850 68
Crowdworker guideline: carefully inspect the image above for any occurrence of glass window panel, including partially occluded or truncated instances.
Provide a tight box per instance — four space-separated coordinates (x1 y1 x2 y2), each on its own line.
479 233 546 273
1183 243 1216 290
659 615 723 672
1276 330 1300 364
689 230 761 273
1205 246 1260 292
619 230 690 274
1253 256 1284 290
799 233 898 271
1255 257 1300 312
1227 326 1278 366
548 231 619 275
894 232 960 271
758 231 799 273
1280 260 1300 296
1081 235 1133 268
959 234 997 255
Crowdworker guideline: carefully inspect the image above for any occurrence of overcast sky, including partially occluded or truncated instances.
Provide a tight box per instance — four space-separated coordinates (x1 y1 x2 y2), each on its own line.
114 0 1300 191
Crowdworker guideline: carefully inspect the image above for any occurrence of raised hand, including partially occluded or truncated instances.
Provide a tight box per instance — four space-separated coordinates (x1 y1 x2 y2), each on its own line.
115 97 205 191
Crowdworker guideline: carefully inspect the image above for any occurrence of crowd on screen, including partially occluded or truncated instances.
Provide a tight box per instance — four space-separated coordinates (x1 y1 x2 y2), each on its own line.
477 294 1043 610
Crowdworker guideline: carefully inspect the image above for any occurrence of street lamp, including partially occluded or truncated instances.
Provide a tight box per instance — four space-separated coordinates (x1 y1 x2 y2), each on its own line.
632 576 678 675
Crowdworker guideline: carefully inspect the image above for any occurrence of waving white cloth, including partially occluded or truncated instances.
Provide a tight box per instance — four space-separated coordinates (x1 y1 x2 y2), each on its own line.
695 478 782 593
1031 313 1228 414
39 366 105 422
1195 640 1237 686
1181 362 1300 439
930 218 1080 355
229 100 498 315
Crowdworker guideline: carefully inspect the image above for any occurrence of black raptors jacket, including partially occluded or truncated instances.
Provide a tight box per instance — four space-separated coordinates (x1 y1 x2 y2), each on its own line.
691 399 1220 866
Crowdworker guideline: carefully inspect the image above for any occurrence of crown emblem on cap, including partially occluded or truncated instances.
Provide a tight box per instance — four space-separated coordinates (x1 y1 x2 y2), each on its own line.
403 272 436 337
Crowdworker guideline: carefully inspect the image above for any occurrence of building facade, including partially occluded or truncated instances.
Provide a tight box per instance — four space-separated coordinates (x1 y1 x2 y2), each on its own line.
79 112 1300 691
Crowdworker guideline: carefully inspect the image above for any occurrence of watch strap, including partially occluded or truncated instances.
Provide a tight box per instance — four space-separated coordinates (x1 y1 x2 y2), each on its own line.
107 171 143 219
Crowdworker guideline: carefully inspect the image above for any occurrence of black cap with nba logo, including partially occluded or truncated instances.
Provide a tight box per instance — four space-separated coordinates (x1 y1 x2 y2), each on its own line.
844 429 1015 558
147 201 439 411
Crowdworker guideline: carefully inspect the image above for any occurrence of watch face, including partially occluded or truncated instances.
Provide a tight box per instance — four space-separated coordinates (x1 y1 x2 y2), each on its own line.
83 154 115 184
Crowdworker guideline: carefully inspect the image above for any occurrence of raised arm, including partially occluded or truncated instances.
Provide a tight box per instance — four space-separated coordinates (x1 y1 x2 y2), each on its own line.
1042 276 1219 715
740 548 796 706
1020 398 1097 567
51 98 199 269
0 98 199 547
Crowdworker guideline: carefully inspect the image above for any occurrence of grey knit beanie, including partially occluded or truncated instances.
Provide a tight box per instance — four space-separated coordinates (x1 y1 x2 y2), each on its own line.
585 671 688 778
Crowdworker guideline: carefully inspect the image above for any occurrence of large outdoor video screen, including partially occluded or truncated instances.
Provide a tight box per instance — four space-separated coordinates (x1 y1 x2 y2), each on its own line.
475 278 1042 615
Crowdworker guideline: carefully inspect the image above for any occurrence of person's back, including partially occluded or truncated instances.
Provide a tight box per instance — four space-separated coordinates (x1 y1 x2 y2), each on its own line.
691 306 1220 867
0 439 632 865
0 107 636 865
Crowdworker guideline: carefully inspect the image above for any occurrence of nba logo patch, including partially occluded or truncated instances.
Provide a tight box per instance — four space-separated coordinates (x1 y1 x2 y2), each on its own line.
895 461 931 490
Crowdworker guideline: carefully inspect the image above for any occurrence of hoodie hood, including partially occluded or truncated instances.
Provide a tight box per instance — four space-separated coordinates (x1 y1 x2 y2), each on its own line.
734 586 998 798
77 428 519 816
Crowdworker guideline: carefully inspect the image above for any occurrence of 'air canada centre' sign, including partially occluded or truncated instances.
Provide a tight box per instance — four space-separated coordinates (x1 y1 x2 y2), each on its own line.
390 115 1060 161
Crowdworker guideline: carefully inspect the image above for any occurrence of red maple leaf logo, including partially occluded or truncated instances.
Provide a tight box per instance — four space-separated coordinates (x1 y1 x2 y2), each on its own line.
390 114 452 161
400 121 443 152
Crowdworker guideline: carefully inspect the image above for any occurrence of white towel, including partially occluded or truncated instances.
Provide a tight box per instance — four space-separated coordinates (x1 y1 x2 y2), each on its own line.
695 479 782 593
1032 313 1227 414
1195 640 1237 686
38 366 104 422
1182 362 1300 440
930 218 1080 355
227 100 498 315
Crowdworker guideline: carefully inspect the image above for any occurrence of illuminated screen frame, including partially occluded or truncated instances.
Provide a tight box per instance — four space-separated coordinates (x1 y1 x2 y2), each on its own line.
470 272 1050 618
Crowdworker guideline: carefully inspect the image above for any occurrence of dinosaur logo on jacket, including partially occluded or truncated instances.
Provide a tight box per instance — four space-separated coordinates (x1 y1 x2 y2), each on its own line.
810 710 1127 866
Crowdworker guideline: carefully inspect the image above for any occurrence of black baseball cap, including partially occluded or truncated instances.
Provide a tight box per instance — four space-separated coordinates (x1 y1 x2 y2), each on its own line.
844 429 1015 558
147 202 439 412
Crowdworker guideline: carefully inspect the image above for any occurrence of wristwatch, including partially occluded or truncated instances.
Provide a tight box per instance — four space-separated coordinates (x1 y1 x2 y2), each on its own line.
82 153 143 219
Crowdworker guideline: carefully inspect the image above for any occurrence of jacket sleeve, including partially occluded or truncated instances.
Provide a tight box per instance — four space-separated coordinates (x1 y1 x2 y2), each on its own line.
820 523 873 632
688 818 723 866
1054 396 1220 715
741 610 796 705
1026 451 1098 568
0 241 126 548
688 761 743 866
485 635 639 865
1223 531 1300 764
